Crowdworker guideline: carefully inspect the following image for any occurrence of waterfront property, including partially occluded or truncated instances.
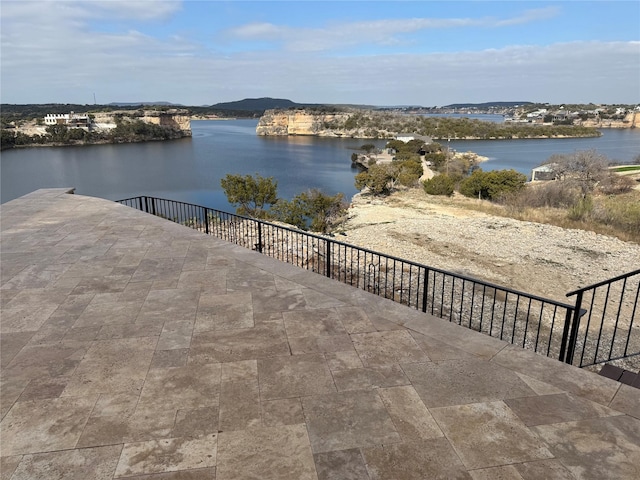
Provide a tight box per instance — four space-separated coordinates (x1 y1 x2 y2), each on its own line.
43 112 90 128
1 188 638 479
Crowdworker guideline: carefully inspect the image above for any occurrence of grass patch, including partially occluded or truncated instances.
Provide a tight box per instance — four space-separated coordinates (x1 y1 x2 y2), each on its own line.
612 165 640 173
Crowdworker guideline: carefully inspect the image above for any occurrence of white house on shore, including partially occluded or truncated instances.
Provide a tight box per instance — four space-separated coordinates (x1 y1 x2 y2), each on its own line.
395 133 432 144
44 112 90 128
531 164 558 182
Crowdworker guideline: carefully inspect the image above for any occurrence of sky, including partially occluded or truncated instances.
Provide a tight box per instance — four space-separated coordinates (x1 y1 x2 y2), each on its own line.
1 0 639 106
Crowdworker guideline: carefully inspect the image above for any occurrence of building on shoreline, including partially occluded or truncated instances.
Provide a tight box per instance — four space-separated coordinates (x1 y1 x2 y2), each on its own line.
44 112 90 128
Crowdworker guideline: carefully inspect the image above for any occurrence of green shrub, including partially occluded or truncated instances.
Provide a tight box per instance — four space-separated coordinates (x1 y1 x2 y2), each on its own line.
355 164 395 195
459 169 527 200
423 174 455 196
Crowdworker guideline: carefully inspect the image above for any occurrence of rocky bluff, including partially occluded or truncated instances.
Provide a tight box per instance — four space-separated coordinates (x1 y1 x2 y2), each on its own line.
256 109 392 138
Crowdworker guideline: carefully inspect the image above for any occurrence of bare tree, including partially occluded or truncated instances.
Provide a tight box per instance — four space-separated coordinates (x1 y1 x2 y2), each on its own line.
543 150 610 193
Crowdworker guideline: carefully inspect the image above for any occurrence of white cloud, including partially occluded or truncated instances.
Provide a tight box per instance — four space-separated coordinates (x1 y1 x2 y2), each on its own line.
1 2 637 105
223 7 562 52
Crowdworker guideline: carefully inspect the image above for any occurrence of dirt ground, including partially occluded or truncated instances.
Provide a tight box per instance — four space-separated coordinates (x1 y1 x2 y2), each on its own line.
340 188 640 303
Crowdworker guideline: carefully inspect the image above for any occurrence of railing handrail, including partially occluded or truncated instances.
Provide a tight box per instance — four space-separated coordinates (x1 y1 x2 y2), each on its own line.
117 195 576 311
566 268 640 297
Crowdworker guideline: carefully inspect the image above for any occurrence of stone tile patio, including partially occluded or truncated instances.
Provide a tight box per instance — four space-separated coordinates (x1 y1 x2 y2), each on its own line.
1 188 639 479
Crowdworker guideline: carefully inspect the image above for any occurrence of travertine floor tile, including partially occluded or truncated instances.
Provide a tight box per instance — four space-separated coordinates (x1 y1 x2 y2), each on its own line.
4 341 91 380
197 291 254 330
217 425 315 480
0 455 22 480
0 396 97 456
469 465 524 480
77 409 176 447
150 348 190 369
110 468 216 479
178 270 227 291
288 333 353 355
251 288 307 313
513 459 576 480
610 384 640 419
362 437 471 480
324 350 364 371
409 330 475 361
261 398 305 427
137 363 221 411
302 389 401 453
402 359 535 407
283 308 348 337
351 330 429 366
62 337 157 397
73 299 143 328
332 365 410 391
314 449 369 480
173 407 219 438
9 445 122 480
505 392 621 426
491 345 620 405
219 380 261 431
114 435 217 478
430 401 553 469
258 353 336 400
378 385 443 441
532 415 640 480
190 322 289 363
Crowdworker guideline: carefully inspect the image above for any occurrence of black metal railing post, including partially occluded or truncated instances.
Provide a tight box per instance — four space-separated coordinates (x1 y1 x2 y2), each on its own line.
325 239 332 278
257 222 263 253
421 268 429 313
144 196 150 214
204 207 210 234
558 308 575 363
564 291 584 365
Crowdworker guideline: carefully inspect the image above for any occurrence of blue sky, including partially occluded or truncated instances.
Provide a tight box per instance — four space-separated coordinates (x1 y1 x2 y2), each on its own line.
1 0 639 106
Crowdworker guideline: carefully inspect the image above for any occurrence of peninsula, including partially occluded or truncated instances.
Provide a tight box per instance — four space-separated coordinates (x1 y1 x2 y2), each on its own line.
256 107 602 140
1 108 191 150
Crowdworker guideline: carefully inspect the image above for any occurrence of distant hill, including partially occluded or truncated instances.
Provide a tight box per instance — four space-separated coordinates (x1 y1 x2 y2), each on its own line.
443 101 533 108
210 97 319 111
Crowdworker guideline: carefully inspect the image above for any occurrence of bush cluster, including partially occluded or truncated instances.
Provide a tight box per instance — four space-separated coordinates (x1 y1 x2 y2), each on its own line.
220 174 347 233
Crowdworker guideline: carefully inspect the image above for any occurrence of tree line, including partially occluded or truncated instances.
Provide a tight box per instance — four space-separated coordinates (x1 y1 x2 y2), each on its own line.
331 111 600 139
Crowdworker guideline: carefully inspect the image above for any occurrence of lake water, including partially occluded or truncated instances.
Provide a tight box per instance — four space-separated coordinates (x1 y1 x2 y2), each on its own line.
2 119 639 209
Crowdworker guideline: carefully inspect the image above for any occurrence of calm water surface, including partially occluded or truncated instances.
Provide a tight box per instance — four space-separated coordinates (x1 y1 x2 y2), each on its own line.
1 120 380 209
2 119 639 208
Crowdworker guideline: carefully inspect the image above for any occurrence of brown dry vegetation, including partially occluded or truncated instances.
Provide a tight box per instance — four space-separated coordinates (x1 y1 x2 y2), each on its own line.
472 188 640 244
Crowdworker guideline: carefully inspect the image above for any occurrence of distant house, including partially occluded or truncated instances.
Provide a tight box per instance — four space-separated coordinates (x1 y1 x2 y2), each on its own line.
396 133 416 143
531 164 558 182
396 133 432 144
44 112 90 128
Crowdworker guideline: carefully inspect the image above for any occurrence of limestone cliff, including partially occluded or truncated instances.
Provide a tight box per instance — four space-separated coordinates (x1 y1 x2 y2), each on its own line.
256 109 393 138
581 112 640 129
142 111 192 135
93 110 192 136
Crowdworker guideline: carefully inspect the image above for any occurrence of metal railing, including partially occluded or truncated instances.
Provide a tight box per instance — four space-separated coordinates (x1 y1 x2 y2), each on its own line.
565 269 640 367
117 196 639 368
